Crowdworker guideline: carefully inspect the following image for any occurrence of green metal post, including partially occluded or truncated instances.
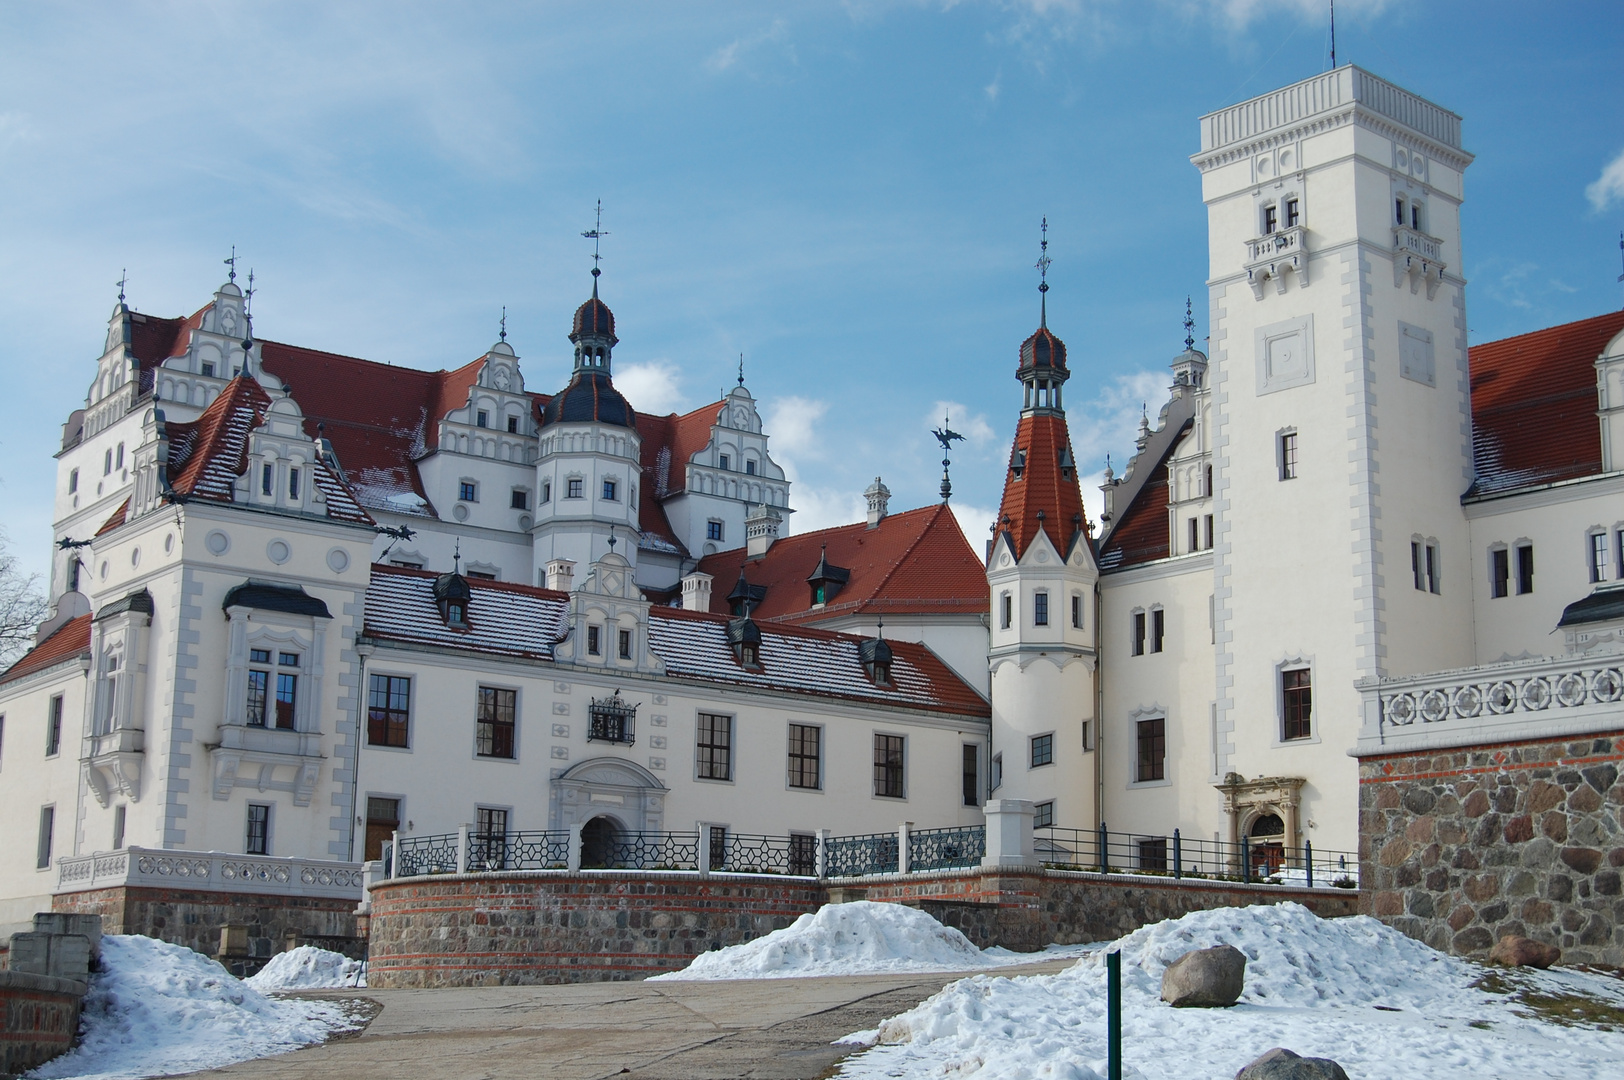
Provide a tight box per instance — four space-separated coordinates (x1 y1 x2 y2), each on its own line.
1305 839 1314 888
1173 828 1182 880
1107 949 1122 1080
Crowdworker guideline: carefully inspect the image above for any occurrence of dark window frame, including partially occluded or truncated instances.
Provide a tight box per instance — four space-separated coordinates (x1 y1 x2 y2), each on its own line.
696 712 733 781
873 733 905 799
368 674 411 748
1135 717 1165 783
46 694 63 756
1490 547 1510 598
788 723 821 790
1132 611 1146 656
1282 667 1313 741
1030 732 1054 768
1033 800 1054 829
1151 608 1165 653
1033 591 1049 626
1279 432 1298 481
1516 543 1534 595
458 481 478 502
962 743 979 806
37 805 55 869
476 686 517 759
246 803 270 856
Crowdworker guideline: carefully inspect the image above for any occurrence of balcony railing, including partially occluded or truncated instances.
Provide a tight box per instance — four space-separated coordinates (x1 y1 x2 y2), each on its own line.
1356 651 1624 755
1035 826 1358 888
54 847 365 900
1393 224 1443 261
1243 225 1307 297
1245 225 1305 262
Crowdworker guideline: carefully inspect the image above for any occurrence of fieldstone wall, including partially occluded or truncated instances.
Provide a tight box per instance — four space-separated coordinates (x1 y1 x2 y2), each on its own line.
367 868 1361 987
1360 733 1624 966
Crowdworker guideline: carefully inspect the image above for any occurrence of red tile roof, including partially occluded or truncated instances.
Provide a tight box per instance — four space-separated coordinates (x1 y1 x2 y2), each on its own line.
1098 455 1171 571
691 503 988 623
0 614 91 686
995 413 1090 561
1468 309 1624 497
96 498 130 536
127 307 204 392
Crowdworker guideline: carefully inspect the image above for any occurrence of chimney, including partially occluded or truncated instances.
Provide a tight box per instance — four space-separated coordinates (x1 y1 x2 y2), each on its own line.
745 504 782 559
680 571 714 612
544 559 576 592
864 477 890 529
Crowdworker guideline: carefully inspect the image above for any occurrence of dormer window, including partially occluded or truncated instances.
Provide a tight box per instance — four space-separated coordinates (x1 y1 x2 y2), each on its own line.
806 546 851 608
859 636 893 687
432 571 472 628
1011 449 1026 480
727 616 762 671
476 410 489 428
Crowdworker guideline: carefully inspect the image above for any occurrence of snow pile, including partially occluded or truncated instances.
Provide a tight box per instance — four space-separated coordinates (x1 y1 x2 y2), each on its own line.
652 901 998 980
246 946 366 991
842 903 1624 1080
31 935 358 1080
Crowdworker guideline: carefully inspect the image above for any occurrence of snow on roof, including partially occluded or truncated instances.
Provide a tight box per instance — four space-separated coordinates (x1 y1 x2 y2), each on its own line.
363 566 571 661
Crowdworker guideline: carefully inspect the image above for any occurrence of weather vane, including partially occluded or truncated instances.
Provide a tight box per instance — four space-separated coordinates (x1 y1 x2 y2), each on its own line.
499 305 508 342
116 269 127 304
738 352 745 387
582 200 609 289
224 246 238 284
1184 295 1195 351
1036 217 1051 325
932 413 966 503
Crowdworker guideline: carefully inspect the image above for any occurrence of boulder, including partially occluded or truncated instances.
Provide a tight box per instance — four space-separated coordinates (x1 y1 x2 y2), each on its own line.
1160 944 1246 1008
1235 1047 1351 1080
1488 934 1560 969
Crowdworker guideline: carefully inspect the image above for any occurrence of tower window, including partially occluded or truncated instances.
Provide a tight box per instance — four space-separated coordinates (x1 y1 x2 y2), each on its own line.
1516 543 1534 595
1490 547 1509 598
201 361 215 377
1151 608 1165 653
618 629 632 659
566 478 583 499
507 415 519 434
1034 591 1049 626
587 625 601 656
459 481 477 502
1000 592 1012 630
1589 531 1608 584
602 479 617 501
288 468 300 500
1132 611 1146 656
511 489 529 510
1282 668 1312 741
540 481 551 504
37 806 54 869
116 443 124 470
1136 718 1165 782
46 695 63 757
104 449 112 476
718 454 730 471
1262 204 1278 234
745 460 757 475
1395 196 1407 225
262 463 274 496
476 410 489 428
1284 198 1300 228
1033 800 1055 829
68 468 78 494
707 520 724 542
1279 432 1298 481
1030 733 1053 768
1071 594 1083 629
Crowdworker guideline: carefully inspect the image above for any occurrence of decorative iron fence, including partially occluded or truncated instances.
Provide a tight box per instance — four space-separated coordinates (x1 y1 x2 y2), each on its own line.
824 830 900 877
713 833 813 875
1035 825 1358 888
907 825 986 871
468 830 572 871
395 832 460 877
592 831 700 871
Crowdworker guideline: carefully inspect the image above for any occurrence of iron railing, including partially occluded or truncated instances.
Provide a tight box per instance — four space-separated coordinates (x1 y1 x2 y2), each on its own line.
824 831 900 877
395 832 460 877
907 825 986 871
589 830 699 871
713 833 815 875
468 830 572 871
1035 825 1358 888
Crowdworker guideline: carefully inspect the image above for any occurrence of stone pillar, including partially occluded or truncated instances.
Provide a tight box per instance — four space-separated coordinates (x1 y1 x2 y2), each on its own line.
815 828 830 878
981 799 1038 870
898 822 913 875
456 825 470 874
697 826 711 878
567 823 583 873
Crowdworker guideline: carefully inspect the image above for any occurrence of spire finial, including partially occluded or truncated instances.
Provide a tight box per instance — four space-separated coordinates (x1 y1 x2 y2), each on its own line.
876 615 884 640
738 352 745 387
1329 0 1336 69
1035 216 1051 327
240 269 256 374
224 246 238 284
932 412 965 503
607 526 617 552
1617 231 1624 291
116 269 127 303
453 539 461 573
499 306 507 342
582 199 608 297
1183 296 1195 352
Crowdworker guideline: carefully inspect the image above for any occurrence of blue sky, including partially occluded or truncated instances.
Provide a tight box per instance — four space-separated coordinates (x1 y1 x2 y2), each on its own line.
2 1 1621 583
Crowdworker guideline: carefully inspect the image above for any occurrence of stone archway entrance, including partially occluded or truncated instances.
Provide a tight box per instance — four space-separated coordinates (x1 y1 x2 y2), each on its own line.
1218 774 1305 872
1249 813 1286 875
549 757 667 834
580 815 624 868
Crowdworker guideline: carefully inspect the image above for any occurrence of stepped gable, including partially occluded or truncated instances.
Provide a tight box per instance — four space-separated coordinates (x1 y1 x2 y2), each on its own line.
0 614 91 686
1468 309 1624 497
995 413 1090 561
162 374 372 524
126 305 206 392
690 504 988 622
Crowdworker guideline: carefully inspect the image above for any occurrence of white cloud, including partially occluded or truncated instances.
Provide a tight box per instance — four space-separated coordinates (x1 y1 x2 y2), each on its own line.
1586 148 1624 211
928 400 997 449
1070 368 1166 476
949 500 999 547
783 482 869 535
615 359 688 415
984 71 1002 101
706 19 789 72
764 395 830 459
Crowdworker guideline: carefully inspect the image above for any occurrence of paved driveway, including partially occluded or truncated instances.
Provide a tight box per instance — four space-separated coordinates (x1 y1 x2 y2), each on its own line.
196 958 1075 1080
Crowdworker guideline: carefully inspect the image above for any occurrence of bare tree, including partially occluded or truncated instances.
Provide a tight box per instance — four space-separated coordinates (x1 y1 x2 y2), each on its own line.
0 533 49 666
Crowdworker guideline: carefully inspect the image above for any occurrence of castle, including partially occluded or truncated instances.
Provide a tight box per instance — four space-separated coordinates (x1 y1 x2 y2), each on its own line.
5 64 1623 949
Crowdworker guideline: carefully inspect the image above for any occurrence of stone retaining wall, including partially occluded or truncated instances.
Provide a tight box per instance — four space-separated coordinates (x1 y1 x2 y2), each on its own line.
367 868 1362 987
52 886 361 974
0 971 83 1078
1359 732 1624 966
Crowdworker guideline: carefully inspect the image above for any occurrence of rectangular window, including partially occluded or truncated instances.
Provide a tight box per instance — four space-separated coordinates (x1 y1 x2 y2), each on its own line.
459 481 477 502
707 520 724 541
467 570 496 581
566 478 583 499
116 443 124 470
246 804 270 855
1151 609 1165 653
368 674 411 747
476 686 516 758
112 805 126 850
788 723 821 789
1136 718 1165 783
1189 518 1199 553
473 807 508 869
1071 594 1083 629
476 410 489 428
709 825 727 870
990 752 1003 793
1000 593 1012 630
1282 668 1313 740
274 672 297 730
262 463 273 496
1279 432 1298 480
718 454 730 471
587 625 601 656
507 415 519 434
201 360 215 377
1516 543 1534 595
364 797 400 861
1132 611 1146 656
104 449 112 475
1034 591 1049 626
697 713 733 781
1284 198 1300 228
1412 541 1425 591
1396 197 1406 225
69 468 78 494
1138 838 1168 871
511 489 529 510
873 734 905 798
0 713 6 770
540 482 551 504
1081 718 1092 751
1030 732 1053 768
46 695 63 756
962 744 979 806
1203 514 1213 549
1425 543 1440 594
602 479 617 501
288 468 300 499
1617 530 1624 581
1033 800 1054 829
745 460 757 475
789 832 817 876
246 670 269 727
37 806 54 869
618 629 632 659
1490 547 1509 598
1263 204 1278 234
1591 532 1608 584
69 558 80 592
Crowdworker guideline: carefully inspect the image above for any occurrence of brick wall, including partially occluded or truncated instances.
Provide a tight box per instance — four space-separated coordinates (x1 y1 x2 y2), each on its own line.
367 869 1361 987
52 886 361 972
0 972 83 1077
1360 733 1624 966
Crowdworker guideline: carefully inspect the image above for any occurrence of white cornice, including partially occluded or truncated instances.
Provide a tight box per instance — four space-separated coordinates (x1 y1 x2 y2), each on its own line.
1462 469 1624 516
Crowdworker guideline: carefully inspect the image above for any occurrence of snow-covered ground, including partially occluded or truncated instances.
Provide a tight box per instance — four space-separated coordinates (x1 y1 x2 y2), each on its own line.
29 936 363 1080
246 945 367 990
837 903 1624 1080
650 901 1094 981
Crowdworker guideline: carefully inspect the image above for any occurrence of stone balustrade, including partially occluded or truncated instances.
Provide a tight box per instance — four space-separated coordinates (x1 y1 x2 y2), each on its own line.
54 846 364 901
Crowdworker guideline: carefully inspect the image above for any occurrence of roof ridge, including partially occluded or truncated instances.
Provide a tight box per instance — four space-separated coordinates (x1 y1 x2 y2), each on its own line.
1471 308 1624 352
863 502 953 607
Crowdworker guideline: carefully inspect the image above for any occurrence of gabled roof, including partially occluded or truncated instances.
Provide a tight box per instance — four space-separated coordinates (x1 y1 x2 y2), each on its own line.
1097 420 1192 573
995 413 1091 563
0 614 91 686
96 498 130 536
1468 309 1624 497
691 504 988 623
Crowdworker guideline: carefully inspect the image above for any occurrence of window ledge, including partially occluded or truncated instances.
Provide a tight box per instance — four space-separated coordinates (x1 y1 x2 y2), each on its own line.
1127 778 1173 789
